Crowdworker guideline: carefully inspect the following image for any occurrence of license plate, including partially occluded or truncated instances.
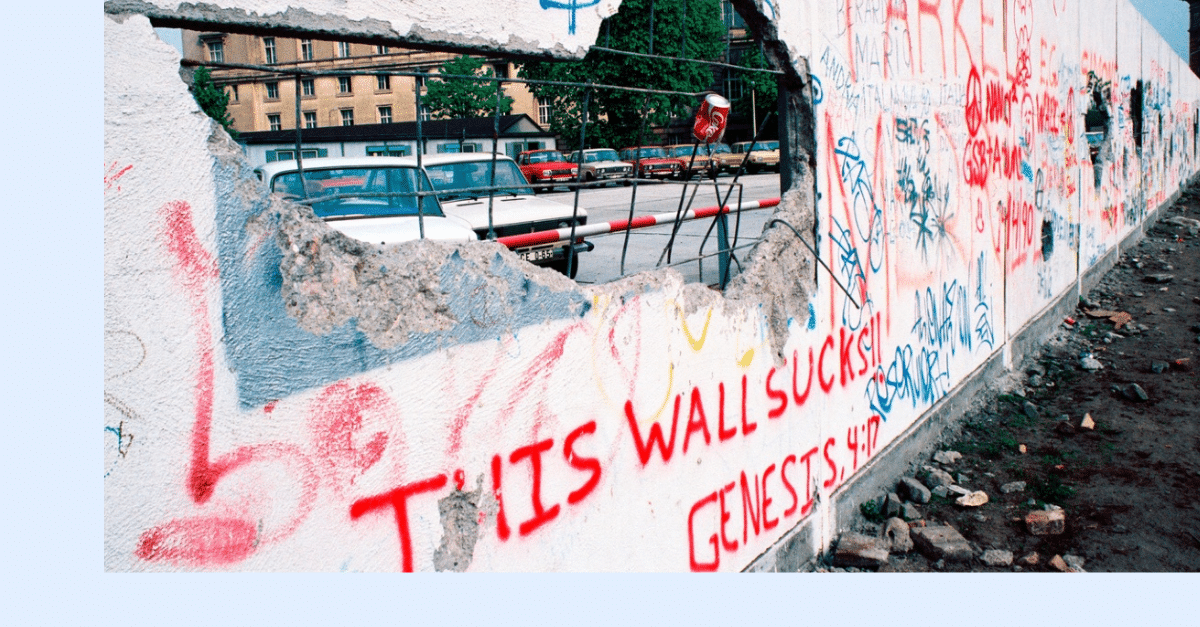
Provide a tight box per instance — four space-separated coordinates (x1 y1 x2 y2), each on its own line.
519 247 556 262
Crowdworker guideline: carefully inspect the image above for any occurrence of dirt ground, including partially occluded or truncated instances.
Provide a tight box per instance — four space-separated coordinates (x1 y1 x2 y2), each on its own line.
833 184 1200 573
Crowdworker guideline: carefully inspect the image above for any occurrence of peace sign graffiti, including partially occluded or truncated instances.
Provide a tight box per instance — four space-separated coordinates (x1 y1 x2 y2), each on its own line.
965 67 983 137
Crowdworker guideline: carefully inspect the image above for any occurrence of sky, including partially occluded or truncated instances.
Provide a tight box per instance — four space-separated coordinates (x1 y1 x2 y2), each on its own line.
155 2 1191 62
1129 0 1189 60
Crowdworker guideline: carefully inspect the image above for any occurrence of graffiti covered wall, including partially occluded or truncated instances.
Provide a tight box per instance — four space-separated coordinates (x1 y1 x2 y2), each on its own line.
104 0 1200 571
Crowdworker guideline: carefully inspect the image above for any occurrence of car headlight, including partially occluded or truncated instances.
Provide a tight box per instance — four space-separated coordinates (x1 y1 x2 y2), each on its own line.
542 169 552 177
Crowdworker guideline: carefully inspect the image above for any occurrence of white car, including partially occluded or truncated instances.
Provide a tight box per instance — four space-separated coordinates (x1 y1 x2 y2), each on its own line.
421 153 591 277
257 156 476 244
564 148 633 186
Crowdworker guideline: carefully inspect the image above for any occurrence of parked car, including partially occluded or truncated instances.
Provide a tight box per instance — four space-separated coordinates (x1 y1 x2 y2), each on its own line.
663 143 719 179
257 157 476 244
730 140 781 173
421 153 591 277
618 146 685 179
564 148 633 186
706 142 742 174
515 149 579 192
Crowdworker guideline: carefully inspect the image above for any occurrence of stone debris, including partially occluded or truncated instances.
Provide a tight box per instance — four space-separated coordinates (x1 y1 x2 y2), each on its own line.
1022 401 1040 419
1081 356 1104 371
946 485 973 498
922 466 955 487
1063 554 1087 572
1151 360 1170 374
898 477 932 504
901 503 921 522
883 492 903 518
1026 509 1066 535
1029 374 1043 387
1144 273 1175 284
956 491 989 507
1080 413 1096 430
1124 383 1150 402
931 485 950 499
932 450 962 465
832 532 890 568
881 517 913 553
980 549 1014 567
1174 358 1192 371
1055 420 1076 435
1049 554 1071 572
910 525 974 562
1017 551 1041 566
1000 481 1027 494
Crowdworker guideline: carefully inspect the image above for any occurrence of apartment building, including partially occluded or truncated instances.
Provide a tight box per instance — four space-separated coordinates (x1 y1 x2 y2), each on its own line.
181 31 541 134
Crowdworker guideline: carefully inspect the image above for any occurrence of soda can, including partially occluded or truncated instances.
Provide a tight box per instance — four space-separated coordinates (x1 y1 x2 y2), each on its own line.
692 93 730 144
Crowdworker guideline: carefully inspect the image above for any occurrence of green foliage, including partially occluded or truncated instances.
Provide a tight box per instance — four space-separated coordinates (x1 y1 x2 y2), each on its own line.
729 44 777 128
1030 475 1076 504
518 0 726 150
191 66 238 139
859 499 884 523
424 56 515 120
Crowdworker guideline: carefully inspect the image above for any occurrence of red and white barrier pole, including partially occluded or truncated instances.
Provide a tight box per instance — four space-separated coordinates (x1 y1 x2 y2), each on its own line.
495 197 781 249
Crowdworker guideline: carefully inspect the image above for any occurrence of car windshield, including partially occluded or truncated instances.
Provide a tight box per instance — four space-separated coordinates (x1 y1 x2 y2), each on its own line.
668 146 703 158
707 144 731 155
588 149 620 162
424 159 535 200
625 147 667 159
526 151 566 163
271 166 443 219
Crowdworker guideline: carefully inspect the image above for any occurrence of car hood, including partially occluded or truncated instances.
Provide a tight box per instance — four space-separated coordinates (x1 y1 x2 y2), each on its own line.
584 159 631 168
325 214 476 244
439 194 587 230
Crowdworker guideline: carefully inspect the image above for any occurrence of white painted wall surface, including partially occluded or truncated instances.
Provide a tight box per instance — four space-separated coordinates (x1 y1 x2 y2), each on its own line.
105 0 1200 571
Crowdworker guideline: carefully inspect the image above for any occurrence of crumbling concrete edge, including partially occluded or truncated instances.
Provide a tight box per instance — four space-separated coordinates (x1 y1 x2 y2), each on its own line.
746 171 1200 572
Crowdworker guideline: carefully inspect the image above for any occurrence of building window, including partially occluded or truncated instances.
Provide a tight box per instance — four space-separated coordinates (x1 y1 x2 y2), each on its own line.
378 106 393 124
205 41 224 63
538 98 552 126
304 111 317 129
376 75 391 91
414 75 425 90
300 39 313 61
228 84 238 101
268 114 281 131
338 76 352 94
367 145 410 156
263 37 277 64
377 45 389 54
337 41 351 58
722 1 746 29
419 105 431 121
265 81 279 100
301 79 315 97
492 63 507 78
724 76 744 101
341 109 354 126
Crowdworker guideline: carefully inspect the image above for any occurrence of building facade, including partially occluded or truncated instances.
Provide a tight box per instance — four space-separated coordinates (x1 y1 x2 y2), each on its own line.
181 31 542 134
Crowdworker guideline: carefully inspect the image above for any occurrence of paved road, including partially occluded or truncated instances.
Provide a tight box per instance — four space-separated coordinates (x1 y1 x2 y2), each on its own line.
539 172 783 285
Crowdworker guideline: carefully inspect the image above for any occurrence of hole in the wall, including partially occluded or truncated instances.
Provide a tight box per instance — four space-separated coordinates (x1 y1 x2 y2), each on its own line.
172 0 794 291
1130 79 1144 152
1084 71 1112 191
1040 217 1053 261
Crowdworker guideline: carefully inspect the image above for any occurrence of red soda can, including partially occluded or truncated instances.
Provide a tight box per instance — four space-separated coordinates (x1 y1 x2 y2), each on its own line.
692 93 730 144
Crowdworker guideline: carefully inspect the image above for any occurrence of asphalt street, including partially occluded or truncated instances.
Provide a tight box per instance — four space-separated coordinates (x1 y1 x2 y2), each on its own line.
539 172 783 285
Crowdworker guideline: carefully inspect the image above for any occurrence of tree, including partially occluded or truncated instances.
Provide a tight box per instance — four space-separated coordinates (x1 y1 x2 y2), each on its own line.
190 66 238 139
518 0 726 150
424 55 515 119
729 44 778 135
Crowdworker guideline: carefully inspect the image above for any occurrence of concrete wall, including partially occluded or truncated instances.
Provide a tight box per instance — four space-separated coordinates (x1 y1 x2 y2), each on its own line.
104 0 1200 571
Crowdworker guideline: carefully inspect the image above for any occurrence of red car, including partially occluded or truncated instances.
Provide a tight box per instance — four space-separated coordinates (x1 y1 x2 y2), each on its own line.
515 149 579 193
618 146 685 179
